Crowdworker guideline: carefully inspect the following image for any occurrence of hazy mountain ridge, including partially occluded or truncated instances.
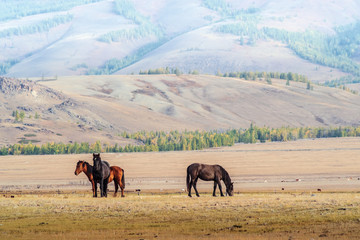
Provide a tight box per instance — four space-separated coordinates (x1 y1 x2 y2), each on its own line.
1 0 360 85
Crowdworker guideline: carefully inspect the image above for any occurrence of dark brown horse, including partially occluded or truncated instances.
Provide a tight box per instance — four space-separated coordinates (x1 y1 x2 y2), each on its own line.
74 160 125 197
93 153 111 197
186 163 233 197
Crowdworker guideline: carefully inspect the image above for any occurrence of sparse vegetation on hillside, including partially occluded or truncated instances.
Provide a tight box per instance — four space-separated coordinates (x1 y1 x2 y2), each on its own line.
323 76 360 94
0 0 102 22
87 39 169 75
1 125 359 155
11 110 41 123
138 67 183 75
91 0 169 72
113 0 144 24
0 59 18 75
98 24 163 43
220 70 308 82
263 27 360 76
202 0 259 17
0 14 73 38
205 0 360 77
98 0 163 43
93 0 360 78
2 0 359 81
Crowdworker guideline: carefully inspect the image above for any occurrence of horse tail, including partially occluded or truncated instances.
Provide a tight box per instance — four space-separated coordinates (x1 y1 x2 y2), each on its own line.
121 169 125 189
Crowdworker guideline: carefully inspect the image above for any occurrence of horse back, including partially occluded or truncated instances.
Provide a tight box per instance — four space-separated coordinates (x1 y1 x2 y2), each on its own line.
103 161 110 168
93 161 110 180
101 162 111 178
109 166 123 183
187 163 220 180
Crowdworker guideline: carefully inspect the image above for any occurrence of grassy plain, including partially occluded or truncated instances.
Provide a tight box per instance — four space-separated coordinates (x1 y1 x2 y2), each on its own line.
1 191 360 239
1 137 360 239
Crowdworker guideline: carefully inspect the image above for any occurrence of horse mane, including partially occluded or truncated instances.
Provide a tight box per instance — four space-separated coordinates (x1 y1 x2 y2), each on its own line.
220 166 232 186
78 160 92 172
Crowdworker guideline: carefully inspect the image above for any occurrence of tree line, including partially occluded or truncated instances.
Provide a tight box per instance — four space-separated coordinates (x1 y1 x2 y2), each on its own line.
0 14 73 38
87 38 170 75
206 0 360 77
98 23 163 43
98 0 163 43
322 76 360 95
0 0 101 22
139 67 183 75
127 67 359 93
0 0 95 75
0 59 18 75
1 125 359 155
137 67 308 82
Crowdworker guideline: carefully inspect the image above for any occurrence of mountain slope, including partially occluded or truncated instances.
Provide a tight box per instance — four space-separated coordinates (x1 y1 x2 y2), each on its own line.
1 0 360 84
2 74 360 145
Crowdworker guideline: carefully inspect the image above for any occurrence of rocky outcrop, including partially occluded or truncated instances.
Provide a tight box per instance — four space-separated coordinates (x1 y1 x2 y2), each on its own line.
0 77 64 100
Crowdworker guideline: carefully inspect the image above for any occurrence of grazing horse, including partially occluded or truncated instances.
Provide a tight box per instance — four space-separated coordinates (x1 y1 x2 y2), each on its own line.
92 153 111 197
74 161 125 197
186 163 234 197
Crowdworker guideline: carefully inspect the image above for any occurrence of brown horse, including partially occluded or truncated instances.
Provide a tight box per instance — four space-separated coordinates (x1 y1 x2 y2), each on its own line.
74 160 125 197
186 163 233 197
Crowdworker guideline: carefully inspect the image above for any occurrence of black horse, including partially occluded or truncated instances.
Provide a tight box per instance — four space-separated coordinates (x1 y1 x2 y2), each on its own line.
92 153 111 197
186 163 234 197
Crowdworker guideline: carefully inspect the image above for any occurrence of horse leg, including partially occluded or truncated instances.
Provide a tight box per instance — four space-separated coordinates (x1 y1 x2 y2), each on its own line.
91 180 96 197
121 169 125 197
94 181 98 198
213 181 218 197
114 179 118 197
217 178 224 197
188 178 193 197
193 177 200 197
121 184 125 198
100 179 104 197
103 178 109 197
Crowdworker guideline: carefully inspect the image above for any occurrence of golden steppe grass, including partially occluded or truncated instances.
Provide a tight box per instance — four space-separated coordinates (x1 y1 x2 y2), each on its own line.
1 137 360 191
1 191 360 239
1 137 360 239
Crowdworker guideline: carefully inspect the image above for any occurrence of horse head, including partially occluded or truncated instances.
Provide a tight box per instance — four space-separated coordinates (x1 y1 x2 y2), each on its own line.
93 153 102 170
74 160 86 176
226 182 234 196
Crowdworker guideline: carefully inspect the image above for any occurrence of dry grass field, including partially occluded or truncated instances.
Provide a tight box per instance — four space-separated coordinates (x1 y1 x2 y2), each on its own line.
1 192 360 240
1 137 360 191
1 137 360 239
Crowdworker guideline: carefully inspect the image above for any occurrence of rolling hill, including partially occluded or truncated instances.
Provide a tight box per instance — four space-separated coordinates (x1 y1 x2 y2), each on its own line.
1 74 359 146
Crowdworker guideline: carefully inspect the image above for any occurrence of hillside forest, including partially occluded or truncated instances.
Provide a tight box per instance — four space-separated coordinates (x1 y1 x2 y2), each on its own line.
1 0 360 89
